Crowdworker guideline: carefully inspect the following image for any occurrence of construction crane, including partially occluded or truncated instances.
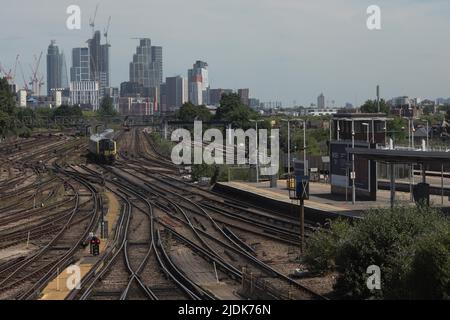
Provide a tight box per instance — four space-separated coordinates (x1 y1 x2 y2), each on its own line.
17 58 29 91
0 55 19 84
104 16 111 45
29 52 43 96
89 4 99 35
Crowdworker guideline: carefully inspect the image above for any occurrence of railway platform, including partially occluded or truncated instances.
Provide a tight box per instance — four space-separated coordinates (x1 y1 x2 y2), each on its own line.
215 180 450 220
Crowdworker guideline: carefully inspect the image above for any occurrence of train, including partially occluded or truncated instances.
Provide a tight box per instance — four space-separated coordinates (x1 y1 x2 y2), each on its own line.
88 129 117 164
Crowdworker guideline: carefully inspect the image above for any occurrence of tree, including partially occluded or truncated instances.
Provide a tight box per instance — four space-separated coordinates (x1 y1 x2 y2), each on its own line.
98 96 117 117
387 116 408 143
215 93 258 129
360 99 389 114
52 105 83 120
0 110 11 137
177 102 212 122
0 77 16 115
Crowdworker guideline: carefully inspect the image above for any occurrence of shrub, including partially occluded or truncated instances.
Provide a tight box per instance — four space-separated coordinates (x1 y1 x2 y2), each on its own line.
303 219 351 275
407 231 450 300
304 206 450 299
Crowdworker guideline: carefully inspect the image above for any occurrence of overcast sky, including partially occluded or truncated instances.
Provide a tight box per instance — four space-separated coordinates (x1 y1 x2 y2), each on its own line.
1 0 449 107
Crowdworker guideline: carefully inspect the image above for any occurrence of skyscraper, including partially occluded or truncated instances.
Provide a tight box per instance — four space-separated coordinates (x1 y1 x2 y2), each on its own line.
151 46 163 87
129 39 163 97
46 40 65 96
188 61 209 105
165 76 188 111
318 93 325 109
70 47 90 82
70 47 99 110
88 30 110 97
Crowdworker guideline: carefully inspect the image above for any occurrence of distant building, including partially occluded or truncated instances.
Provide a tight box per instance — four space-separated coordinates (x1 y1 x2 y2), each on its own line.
104 87 120 111
119 97 154 116
238 88 250 106
120 81 147 97
129 39 163 96
88 31 110 96
18 89 27 107
318 93 325 109
70 47 90 82
46 40 67 96
53 90 62 108
300 108 338 116
188 60 209 105
249 98 260 109
387 96 420 118
151 46 163 87
165 76 188 111
70 81 99 110
208 88 233 106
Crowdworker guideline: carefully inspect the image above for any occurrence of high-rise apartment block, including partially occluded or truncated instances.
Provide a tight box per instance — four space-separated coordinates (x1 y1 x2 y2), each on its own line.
318 93 325 109
129 39 163 97
46 40 67 96
164 76 188 112
238 88 250 106
70 47 90 82
88 31 110 97
188 61 209 105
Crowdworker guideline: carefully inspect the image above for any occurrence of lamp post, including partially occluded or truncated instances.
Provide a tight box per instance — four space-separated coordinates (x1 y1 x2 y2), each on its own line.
417 119 430 150
362 123 370 143
281 119 292 177
282 119 307 175
343 119 356 205
250 119 264 183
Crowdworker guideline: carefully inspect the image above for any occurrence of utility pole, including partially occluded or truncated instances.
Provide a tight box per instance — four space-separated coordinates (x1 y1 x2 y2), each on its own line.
377 85 380 113
300 198 305 254
352 120 356 205
250 119 264 183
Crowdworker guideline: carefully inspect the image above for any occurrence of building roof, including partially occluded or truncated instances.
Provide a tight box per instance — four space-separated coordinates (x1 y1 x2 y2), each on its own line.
333 113 392 121
346 147 450 164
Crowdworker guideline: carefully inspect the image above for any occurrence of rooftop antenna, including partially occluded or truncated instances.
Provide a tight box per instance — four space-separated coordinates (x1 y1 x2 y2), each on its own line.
89 4 99 35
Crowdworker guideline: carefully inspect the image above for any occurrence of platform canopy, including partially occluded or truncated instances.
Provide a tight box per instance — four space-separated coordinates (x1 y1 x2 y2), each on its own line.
346 147 450 164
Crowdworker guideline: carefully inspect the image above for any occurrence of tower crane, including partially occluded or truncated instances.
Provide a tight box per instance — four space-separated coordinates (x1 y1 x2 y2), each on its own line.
104 16 111 45
29 52 43 96
89 4 99 35
17 58 29 91
0 55 19 84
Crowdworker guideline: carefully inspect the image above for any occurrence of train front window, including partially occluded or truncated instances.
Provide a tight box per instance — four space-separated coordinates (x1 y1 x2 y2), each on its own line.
100 140 115 151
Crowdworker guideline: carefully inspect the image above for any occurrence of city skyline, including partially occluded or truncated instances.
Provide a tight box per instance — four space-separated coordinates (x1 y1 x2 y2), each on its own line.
1 0 450 107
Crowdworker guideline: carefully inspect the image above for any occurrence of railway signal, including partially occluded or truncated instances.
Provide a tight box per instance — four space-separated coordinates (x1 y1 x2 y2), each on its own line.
90 236 101 256
290 160 310 254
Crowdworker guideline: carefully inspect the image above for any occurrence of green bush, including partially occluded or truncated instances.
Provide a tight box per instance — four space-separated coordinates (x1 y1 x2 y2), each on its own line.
303 220 351 275
304 206 450 300
407 231 450 300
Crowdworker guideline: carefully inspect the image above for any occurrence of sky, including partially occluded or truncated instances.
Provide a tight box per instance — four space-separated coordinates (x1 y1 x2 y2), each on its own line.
0 0 449 107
